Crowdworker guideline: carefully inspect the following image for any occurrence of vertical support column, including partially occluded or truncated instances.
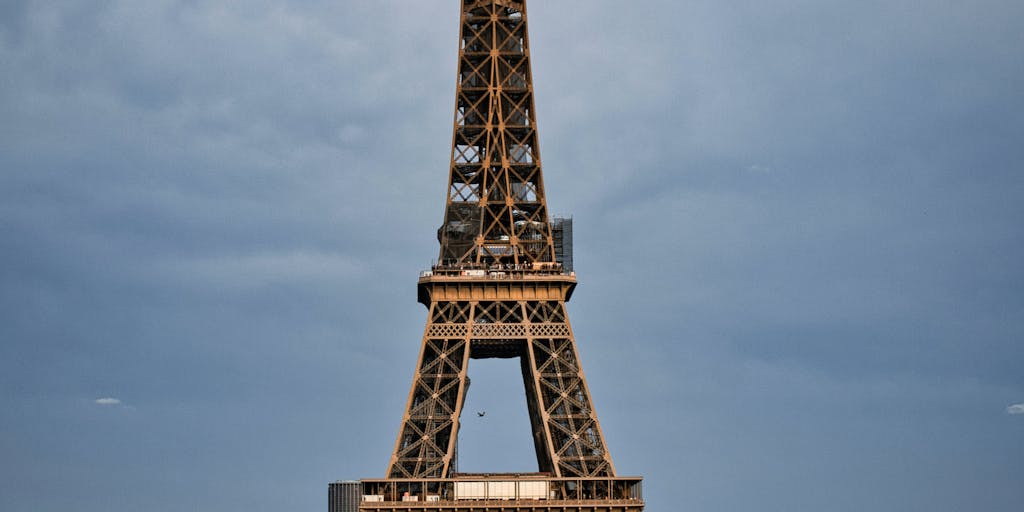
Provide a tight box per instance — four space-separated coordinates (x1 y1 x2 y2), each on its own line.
522 301 616 478
523 327 559 475
387 302 472 478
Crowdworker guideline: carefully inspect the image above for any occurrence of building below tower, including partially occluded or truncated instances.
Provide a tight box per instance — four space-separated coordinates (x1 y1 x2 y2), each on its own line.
328 481 361 512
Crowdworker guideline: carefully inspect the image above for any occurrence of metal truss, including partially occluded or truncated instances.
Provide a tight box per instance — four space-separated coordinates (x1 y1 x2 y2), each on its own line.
387 295 615 480
364 2 643 511
439 0 555 267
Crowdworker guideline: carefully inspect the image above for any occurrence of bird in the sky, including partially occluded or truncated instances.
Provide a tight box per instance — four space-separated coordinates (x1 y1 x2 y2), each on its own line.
477 411 486 417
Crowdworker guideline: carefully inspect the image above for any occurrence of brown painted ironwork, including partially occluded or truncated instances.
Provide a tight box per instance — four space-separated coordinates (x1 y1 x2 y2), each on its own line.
347 2 644 511
438 0 552 267
389 276 615 480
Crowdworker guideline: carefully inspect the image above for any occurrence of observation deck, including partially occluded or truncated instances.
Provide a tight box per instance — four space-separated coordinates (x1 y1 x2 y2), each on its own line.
417 263 576 306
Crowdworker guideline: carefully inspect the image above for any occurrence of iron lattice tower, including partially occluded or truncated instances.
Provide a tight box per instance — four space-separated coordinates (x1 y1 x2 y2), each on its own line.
346 2 643 510
437 0 553 268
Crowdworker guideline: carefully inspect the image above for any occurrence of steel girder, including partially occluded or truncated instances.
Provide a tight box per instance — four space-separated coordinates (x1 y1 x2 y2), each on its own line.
439 0 555 267
386 291 615 480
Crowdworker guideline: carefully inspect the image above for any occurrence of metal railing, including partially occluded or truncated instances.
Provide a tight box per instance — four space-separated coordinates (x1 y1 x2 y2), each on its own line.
359 476 642 504
421 262 571 280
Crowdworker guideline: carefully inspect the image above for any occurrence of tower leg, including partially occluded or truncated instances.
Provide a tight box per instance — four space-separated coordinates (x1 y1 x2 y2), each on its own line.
387 301 472 479
388 292 615 479
521 301 615 478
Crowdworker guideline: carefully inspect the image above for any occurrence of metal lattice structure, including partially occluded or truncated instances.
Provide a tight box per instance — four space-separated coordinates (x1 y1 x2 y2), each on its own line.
438 0 552 267
388 287 614 480
345 2 644 511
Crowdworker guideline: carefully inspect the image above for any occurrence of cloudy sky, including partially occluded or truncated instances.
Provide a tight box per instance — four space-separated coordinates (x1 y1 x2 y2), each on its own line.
2 1 1022 511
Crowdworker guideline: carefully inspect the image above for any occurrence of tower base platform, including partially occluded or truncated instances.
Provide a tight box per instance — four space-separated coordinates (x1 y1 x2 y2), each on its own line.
347 475 643 512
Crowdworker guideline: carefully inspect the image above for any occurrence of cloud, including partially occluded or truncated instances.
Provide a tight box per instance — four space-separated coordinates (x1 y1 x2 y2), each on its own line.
0 2 1022 511
1007 404 1024 415
156 250 364 290
746 164 773 174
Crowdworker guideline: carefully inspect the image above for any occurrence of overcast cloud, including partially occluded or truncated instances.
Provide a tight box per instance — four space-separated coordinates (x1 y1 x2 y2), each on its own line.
2 1 1022 511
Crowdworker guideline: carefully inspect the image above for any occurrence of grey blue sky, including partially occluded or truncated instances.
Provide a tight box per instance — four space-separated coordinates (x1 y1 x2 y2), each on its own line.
2 1 1022 511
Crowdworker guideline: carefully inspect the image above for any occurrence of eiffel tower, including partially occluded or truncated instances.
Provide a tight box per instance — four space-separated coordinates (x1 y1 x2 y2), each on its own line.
333 2 644 511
